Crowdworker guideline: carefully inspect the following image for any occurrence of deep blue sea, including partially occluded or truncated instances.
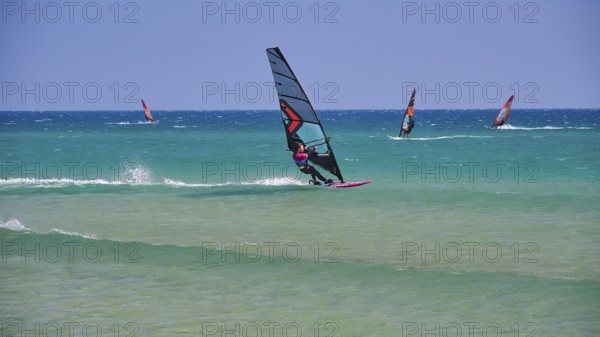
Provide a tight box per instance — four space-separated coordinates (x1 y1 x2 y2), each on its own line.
1 109 599 336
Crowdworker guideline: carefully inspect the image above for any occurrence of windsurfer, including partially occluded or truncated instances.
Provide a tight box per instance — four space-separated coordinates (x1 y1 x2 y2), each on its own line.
293 143 333 185
491 95 514 128
401 117 415 138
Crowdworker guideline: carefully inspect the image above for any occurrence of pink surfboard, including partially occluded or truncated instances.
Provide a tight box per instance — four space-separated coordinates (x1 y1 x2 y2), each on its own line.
325 180 373 188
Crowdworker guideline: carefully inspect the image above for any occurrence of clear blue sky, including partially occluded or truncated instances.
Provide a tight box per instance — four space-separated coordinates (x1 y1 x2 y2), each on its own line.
1 0 599 110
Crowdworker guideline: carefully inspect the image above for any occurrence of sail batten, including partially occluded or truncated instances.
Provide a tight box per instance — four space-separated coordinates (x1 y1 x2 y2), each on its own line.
266 47 344 182
272 71 297 81
278 94 312 103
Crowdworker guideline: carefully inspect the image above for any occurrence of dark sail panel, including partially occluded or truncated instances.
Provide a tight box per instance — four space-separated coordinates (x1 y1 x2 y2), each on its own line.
267 49 319 124
266 47 344 182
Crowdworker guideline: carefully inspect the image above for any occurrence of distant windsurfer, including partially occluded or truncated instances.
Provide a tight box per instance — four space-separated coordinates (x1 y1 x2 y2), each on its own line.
401 116 415 138
491 95 514 129
141 99 154 123
293 143 333 185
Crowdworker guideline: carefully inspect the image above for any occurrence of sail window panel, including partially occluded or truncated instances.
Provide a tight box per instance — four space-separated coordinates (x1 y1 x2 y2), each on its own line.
295 123 328 152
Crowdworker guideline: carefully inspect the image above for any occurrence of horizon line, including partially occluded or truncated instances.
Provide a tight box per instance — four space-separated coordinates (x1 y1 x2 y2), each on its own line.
1 108 599 113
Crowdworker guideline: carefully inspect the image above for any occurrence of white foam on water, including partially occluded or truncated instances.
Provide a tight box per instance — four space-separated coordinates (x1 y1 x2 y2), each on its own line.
0 218 31 232
497 124 592 131
388 135 493 141
0 218 98 239
49 228 97 239
163 178 225 187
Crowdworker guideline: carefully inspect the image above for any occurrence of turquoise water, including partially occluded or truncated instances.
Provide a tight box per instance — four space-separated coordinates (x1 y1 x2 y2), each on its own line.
1 110 599 336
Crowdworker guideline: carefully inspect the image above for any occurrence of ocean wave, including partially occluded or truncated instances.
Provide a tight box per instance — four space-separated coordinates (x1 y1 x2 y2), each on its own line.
0 176 151 188
165 177 302 187
1 176 303 191
0 218 98 240
163 178 225 187
0 164 154 189
49 228 97 239
0 177 130 188
0 218 32 232
240 177 303 186
0 160 302 190
125 165 153 183
387 135 493 141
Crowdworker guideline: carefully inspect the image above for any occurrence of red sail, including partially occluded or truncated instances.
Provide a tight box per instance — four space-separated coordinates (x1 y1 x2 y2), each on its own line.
493 95 514 126
142 99 154 122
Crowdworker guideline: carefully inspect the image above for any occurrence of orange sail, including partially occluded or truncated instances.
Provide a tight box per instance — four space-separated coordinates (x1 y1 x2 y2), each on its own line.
492 95 514 127
141 99 154 122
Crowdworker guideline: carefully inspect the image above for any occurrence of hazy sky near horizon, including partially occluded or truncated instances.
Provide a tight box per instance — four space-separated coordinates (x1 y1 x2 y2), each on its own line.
2 0 599 111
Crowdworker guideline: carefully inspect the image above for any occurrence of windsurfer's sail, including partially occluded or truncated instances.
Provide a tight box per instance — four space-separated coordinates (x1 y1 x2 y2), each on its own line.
141 99 154 122
266 47 344 182
399 88 416 137
492 95 514 127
